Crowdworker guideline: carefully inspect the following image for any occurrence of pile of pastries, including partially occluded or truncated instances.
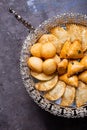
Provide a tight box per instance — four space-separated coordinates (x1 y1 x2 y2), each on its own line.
27 24 87 107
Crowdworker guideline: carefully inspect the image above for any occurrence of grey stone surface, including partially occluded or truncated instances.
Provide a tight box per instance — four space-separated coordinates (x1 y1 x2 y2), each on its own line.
0 0 87 130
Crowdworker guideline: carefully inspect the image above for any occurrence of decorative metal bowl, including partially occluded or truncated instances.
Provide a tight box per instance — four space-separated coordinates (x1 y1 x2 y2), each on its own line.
20 13 87 118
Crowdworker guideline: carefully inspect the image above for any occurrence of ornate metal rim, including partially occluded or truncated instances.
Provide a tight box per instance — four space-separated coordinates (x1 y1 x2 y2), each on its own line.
20 13 87 118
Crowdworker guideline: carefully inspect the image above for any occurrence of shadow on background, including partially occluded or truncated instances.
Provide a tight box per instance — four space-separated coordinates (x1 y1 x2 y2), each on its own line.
37 106 87 130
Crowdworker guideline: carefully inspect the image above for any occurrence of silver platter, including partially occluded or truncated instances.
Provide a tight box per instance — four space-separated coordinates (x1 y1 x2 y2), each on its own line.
20 13 87 118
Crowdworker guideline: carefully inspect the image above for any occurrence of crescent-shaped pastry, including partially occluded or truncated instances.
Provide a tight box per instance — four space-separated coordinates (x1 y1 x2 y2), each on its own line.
44 81 66 101
60 85 75 106
82 28 87 52
35 75 58 91
31 71 55 81
76 81 87 107
66 24 82 42
50 26 70 43
66 24 87 52
50 27 70 54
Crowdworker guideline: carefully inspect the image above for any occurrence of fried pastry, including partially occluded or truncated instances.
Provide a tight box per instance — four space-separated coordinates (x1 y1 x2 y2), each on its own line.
35 75 58 91
66 24 87 52
38 34 58 43
31 71 55 81
59 73 78 87
53 54 61 65
57 59 68 75
50 26 70 43
50 27 70 54
66 24 82 42
30 43 42 57
60 40 71 58
41 42 56 59
27 57 43 73
61 85 75 106
76 81 87 107
67 61 84 77
84 50 87 56
82 28 87 52
38 34 59 49
67 40 83 59
43 59 56 75
44 81 66 101
80 55 87 69
78 71 87 84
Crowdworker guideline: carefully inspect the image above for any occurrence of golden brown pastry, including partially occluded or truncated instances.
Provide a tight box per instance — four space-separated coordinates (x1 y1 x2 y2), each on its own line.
38 34 58 43
80 55 87 69
66 24 82 42
60 40 83 59
53 54 61 65
41 42 56 59
35 75 58 91
60 40 71 58
76 81 87 107
30 43 42 57
31 71 55 81
84 51 87 56
42 59 56 75
50 26 70 42
78 71 87 84
67 61 84 77
50 27 70 54
82 28 87 52
67 40 83 59
66 24 87 52
38 34 59 49
60 85 75 106
57 59 68 75
44 81 66 101
27 57 43 73
59 73 78 87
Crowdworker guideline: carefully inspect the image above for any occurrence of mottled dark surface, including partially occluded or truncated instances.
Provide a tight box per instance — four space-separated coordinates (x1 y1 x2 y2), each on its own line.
0 0 87 130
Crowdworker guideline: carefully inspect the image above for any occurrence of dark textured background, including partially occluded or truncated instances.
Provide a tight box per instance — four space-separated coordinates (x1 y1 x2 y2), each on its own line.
0 0 87 130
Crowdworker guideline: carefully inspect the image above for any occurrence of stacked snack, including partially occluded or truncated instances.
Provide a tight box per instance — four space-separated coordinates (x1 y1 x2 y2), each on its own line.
27 24 87 107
